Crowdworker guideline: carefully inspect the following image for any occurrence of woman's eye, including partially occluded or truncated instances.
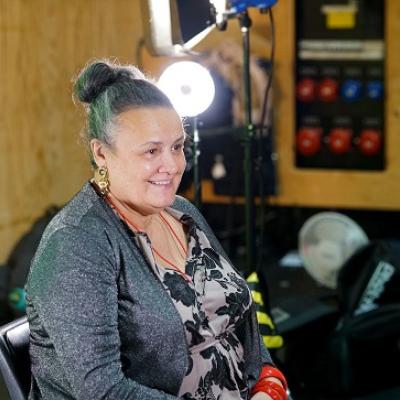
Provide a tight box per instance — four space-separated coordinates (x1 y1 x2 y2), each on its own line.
173 143 184 151
147 148 157 155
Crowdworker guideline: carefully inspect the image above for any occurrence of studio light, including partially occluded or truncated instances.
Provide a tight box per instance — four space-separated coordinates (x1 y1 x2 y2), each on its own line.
141 0 278 55
211 0 278 29
158 61 216 209
140 0 215 56
158 61 215 117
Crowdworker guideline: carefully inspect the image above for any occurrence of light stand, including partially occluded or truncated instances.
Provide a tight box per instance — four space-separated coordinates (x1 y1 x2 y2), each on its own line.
213 0 278 276
240 11 256 275
192 117 202 209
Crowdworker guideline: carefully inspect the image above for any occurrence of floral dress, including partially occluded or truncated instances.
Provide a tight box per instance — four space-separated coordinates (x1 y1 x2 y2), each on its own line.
133 209 253 400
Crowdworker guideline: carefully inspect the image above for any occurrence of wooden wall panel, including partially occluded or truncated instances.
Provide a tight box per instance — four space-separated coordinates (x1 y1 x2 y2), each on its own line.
0 0 147 264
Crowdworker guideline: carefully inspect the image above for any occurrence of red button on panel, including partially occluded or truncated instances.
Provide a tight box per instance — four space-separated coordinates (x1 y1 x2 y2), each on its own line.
318 78 339 102
296 78 317 102
296 127 322 156
328 128 353 154
358 129 382 156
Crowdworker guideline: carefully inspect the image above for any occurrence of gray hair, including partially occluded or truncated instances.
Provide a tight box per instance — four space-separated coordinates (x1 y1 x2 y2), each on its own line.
74 59 173 167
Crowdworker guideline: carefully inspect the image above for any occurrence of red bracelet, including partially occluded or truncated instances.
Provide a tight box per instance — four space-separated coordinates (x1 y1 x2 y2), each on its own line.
252 380 288 400
258 365 288 390
251 382 282 400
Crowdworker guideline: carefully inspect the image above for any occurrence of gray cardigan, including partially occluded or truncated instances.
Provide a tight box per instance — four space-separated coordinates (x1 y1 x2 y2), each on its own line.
26 182 272 399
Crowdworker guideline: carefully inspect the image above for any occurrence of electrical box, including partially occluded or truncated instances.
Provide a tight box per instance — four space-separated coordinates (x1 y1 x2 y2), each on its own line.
295 0 385 170
268 0 400 210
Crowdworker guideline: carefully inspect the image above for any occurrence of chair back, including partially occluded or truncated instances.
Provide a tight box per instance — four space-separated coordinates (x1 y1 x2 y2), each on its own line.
0 316 30 400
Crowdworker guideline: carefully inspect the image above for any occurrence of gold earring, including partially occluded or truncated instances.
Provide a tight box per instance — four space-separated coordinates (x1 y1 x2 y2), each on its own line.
94 166 110 195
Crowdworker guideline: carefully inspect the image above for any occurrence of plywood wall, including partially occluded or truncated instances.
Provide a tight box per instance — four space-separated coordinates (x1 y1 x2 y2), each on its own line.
0 0 147 264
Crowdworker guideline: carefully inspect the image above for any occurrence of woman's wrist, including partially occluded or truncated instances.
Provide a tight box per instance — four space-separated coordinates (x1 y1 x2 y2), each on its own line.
250 392 273 400
251 365 288 400
258 365 288 389
252 380 287 400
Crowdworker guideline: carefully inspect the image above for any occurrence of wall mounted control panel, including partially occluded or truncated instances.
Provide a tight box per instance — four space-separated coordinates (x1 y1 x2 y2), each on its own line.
295 0 385 170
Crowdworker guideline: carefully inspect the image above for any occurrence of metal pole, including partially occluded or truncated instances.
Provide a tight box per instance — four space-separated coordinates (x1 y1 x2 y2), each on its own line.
192 116 202 209
240 12 256 275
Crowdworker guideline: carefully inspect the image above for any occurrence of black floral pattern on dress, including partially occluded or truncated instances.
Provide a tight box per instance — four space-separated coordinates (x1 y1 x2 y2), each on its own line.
226 332 240 350
185 313 206 346
203 247 222 267
200 346 237 391
186 259 196 277
146 211 252 400
190 228 202 259
215 292 251 326
208 269 223 280
182 375 217 400
163 272 196 306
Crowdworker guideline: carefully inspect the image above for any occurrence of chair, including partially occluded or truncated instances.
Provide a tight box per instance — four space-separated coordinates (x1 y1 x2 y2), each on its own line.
0 316 30 400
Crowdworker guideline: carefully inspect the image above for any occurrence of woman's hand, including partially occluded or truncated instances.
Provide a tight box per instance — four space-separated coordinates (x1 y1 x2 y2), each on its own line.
250 376 286 400
250 392 273 400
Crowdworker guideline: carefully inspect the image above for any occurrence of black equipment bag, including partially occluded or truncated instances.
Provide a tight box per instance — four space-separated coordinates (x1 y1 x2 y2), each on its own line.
337 239 400 315
327 240 400 397
283 240 400 399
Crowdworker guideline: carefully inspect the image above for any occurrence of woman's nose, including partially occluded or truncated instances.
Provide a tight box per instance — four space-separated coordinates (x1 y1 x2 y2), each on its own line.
159 151 179 174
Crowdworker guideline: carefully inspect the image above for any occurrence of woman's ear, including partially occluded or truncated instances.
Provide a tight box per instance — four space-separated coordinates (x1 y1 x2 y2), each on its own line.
90 139 107 168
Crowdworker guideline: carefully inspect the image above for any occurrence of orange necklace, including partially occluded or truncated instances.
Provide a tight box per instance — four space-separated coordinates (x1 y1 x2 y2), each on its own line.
105 195 191 282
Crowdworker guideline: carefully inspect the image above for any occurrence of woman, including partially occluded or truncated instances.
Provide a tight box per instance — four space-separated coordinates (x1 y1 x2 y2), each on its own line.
25 60 288 400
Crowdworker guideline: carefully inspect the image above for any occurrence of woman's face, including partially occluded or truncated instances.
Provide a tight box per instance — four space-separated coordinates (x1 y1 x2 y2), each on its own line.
91 107 186 215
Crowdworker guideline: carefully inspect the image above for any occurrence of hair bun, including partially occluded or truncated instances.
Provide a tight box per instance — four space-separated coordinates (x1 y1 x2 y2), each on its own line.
74 61 119 103
74 60 147 104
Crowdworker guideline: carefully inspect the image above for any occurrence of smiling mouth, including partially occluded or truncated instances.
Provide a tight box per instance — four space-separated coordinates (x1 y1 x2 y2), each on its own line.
149 180 173 186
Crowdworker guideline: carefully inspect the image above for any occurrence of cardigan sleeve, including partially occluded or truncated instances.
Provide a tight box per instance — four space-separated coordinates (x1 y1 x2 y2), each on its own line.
26 226 180 400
